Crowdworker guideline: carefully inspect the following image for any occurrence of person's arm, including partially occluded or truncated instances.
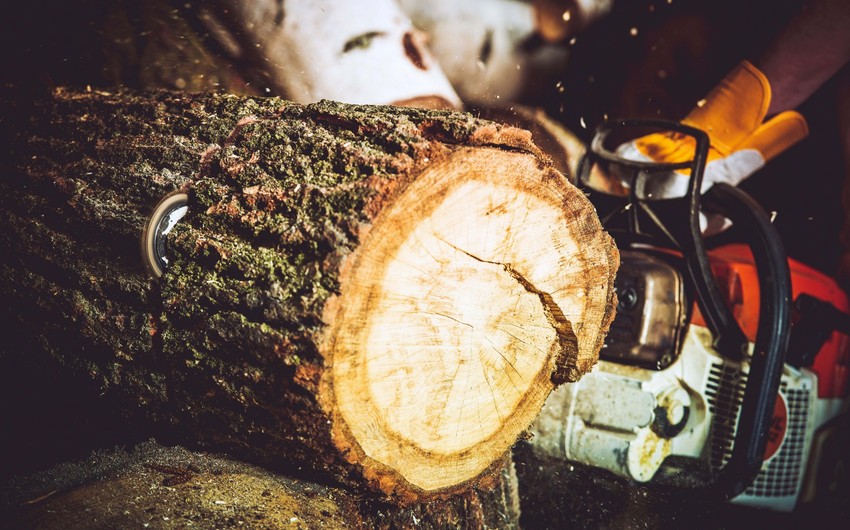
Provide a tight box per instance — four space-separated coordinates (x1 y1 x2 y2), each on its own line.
756 0 850 115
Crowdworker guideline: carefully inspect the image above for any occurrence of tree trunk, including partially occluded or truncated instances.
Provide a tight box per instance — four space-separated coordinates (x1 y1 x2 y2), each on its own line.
208 0 461 107
0 87 617 504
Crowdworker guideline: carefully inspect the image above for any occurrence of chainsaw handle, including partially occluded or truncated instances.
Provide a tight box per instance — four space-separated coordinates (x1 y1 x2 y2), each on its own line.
578 118 750 360
578 118 793 498
701 183 793 499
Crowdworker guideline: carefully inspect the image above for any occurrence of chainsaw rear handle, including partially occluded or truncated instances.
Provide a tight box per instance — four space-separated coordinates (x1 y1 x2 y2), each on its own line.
701 183 792 499
578 119 793 499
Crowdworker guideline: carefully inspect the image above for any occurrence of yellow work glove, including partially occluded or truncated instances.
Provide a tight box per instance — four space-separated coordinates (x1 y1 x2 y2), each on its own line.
616 60 809 201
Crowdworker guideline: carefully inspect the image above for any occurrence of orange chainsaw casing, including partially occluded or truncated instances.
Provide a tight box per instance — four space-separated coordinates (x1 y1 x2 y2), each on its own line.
691 244 850 398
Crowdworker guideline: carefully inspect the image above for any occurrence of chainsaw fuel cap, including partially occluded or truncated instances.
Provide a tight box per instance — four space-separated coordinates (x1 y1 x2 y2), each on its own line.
142 191 189 278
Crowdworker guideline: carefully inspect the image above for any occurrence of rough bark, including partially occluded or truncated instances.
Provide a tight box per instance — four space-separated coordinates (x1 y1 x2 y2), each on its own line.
470 103 587 180
0 87 617 504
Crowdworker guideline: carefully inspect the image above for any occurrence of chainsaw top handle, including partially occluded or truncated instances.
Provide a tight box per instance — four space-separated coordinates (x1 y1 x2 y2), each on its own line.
577 119 750 360
577 118 793 499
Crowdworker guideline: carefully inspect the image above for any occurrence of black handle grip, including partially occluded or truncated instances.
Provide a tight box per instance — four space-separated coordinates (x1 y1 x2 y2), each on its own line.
578 118 750 360
702 184 792 499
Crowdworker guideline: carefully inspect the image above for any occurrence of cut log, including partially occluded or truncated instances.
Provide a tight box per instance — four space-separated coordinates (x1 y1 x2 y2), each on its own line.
470 103 587 180
81 1 266 95
209 0 461 107
0 87 617 502
13 0 461 109
398 0 541 105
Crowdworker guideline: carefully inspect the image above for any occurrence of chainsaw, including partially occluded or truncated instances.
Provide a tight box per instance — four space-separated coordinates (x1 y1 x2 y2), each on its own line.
531 119 850 511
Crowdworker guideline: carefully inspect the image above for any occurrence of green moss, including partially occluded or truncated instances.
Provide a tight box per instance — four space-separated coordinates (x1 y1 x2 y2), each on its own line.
148 96 513 380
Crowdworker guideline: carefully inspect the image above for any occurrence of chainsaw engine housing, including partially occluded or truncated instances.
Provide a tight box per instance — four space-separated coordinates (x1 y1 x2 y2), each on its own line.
533 244 850 511
537 118 850 511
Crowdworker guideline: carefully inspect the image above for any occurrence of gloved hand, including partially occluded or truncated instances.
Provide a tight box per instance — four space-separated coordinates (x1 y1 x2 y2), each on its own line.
616 60 809 203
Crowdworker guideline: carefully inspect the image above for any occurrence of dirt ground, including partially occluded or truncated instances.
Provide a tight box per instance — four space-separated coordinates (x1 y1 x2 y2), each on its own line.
1 441 361 529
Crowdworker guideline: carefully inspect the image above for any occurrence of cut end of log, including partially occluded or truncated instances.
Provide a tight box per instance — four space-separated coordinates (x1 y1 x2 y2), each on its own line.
320 146 618 500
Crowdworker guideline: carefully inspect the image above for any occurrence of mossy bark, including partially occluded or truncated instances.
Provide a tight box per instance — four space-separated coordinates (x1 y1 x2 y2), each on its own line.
0 87 614 523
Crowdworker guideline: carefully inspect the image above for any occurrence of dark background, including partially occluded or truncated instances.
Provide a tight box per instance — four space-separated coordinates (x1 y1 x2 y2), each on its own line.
532 0 846 279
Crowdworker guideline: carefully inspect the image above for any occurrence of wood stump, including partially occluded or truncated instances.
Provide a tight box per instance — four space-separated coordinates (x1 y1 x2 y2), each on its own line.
0 87 617 504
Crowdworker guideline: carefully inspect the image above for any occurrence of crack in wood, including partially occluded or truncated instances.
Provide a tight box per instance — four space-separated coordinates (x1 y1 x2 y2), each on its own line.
422 311 474 329
436 238 571 333
434 237 579 384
